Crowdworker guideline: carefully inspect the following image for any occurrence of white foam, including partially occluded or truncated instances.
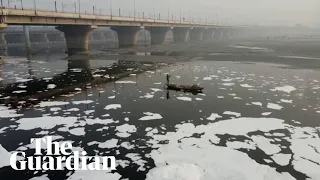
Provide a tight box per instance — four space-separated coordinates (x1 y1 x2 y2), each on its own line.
98 139 118 149
13 90 26 94
139 112 163 121
150 88 162 92
66 108 79 112
47 84 56 89
67 166 121 180
115 81 136 84
0 106 23 118
16 116 78 130
69 127 85 136
271 86 296 93
241 84 254 88
104 104 121 110
50 107 61 112
115 124 137 138
108 96 116 99
222 83 235 86
226 141 256 150
146 163 204 180
267 103 283 110
222 78 233 82
72 100 94 105
206 113 222 121
140 93 154 99
271 153 291 166
251 136 281 155
177 97 192 101
223 111 241 117
85 118 114 125
84 110 95 115
278 56 320 60
39 101 69 107
252 102 262 106
280 99 293 103
262 112 272 116
147 117 302 180
195 98 203 101
29 174 50 180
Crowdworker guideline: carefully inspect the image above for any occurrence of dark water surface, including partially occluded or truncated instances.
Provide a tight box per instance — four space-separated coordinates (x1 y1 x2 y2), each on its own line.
0 40 320 180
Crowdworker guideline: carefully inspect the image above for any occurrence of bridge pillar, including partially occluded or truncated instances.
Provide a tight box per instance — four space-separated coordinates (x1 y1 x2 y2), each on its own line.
189 28 205 41
145 27 170 45
173 27 190 43
0 33 7 50
111 26 141 47
56 25 97 55
203 29 214 41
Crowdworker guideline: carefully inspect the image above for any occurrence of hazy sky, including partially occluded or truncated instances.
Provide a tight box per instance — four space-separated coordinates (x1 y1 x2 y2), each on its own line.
9 0 318 26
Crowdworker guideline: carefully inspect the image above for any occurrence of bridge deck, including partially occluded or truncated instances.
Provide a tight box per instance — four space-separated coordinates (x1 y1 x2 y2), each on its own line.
0 8 227 28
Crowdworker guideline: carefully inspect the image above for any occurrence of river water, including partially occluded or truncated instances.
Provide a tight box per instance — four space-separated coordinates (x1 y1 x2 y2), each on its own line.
0 39 320 180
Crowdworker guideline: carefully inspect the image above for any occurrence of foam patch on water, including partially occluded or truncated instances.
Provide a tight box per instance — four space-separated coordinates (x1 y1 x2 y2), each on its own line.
69 127 85 136
150 88 162 92
278 56 320 60
0 106 23 118
262 112 272 116
139 112 163 121
47 84 56 89
16 116 78 130
271 86 296 93
280 99 293 103
252 102 262 106
271 153 291 166
223 111 241 117
105 104 121 110
206 113 222 121
267 103 283 110
146 117 320 179
72 100 94 105
146 163 204 180
39 101 69 107
98 139 118 149
29 175 50 180
67 164 121 180
115 81 136 84
177 97 192 101
116 124 137 138
240 84 254 88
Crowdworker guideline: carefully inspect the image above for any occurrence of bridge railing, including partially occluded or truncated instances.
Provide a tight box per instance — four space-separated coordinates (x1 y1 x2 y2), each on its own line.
0 5 222 27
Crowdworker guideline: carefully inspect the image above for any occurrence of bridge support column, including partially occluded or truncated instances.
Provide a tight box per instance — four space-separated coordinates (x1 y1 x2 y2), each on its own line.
111 26 141 47
146 27 170 45
56 25 97 55
190 28 205 41
173 27 190 43
203 29 214 41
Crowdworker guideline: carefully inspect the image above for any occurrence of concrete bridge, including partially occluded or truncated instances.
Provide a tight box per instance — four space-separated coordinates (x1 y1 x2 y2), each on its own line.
0 8 236 55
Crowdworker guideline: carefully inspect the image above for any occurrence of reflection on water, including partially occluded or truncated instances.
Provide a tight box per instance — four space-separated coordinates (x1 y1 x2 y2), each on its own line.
0 55 166 108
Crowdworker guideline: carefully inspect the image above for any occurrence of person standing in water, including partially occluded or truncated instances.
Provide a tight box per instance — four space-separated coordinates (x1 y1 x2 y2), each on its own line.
166 74 171 84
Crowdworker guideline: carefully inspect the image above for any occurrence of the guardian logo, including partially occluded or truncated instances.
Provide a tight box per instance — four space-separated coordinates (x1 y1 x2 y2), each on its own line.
10 136 116 170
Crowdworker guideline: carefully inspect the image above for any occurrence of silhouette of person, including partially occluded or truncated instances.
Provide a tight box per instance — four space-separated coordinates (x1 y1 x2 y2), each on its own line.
166 74 171 84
